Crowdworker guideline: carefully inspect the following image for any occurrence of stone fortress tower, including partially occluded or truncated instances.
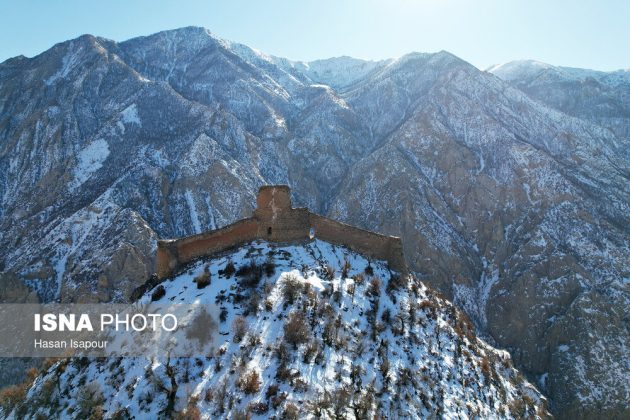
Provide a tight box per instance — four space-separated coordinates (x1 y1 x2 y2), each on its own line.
156 185 407 279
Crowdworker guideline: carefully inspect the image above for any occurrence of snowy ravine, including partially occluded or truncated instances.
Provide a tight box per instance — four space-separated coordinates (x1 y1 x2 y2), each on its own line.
5 240 548 419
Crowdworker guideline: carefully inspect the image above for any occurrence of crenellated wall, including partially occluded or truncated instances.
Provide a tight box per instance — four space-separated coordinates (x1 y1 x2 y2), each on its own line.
156 185 408 279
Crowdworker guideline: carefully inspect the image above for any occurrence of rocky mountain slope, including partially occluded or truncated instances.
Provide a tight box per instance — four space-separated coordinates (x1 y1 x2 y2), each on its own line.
2 240 549 419
0 27 628 417
488 60 630 140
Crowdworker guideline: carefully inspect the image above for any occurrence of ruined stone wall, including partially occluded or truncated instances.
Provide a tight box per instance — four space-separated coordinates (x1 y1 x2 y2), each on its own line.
309 213 407 275
156 185 408 279
156 218 259 279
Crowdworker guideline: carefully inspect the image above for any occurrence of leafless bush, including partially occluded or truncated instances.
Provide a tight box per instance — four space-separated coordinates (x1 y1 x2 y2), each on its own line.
341 260 351 278
322 264 335 280
222 260 236 278
194 266 211 289
238 369 261 395
232 316 249 343
236 260 263 288
283 402 300 420
283 311 311 348
151 285 166 301
281 273 301 305
367 277 381 297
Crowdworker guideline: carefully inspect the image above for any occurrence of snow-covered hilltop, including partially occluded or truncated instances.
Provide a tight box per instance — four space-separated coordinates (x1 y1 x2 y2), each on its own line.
6 240 548 419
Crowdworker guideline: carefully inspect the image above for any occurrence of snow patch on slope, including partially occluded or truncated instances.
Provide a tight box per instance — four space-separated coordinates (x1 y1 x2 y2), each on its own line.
185 189 202 234
70 139 110 190
120 103 142 126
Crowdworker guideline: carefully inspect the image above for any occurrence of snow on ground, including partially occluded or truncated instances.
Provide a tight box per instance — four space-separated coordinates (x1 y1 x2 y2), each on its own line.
120 103 142 127
185 189 202 234
70 139 110 190
11 240 548 419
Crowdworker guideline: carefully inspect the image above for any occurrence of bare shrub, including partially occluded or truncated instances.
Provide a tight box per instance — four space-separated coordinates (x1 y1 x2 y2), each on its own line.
303 340 321 363
322 264 335 280
175 395 201 420
263 256 276 277
248 401 268 414
222 260 236 278
194 266 211 289
341 260 351 279
0 384 26 413
367 277 381 297
281 273 301 305
283 311 311 349
232 316 249 343
238 369 261 395
386 274 404 294
151 285 166 301
352 273 365 285
77 382 104 419
283 402 300 420
364 263 374 276
265 384 279 400
246 292 261 316
236 260 263 288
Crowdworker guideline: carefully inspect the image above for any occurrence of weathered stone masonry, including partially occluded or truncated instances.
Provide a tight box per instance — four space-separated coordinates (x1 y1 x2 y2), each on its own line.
156 185 408 279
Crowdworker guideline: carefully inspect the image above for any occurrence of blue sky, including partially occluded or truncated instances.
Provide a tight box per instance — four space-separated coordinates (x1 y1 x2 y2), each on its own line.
1 0 628 70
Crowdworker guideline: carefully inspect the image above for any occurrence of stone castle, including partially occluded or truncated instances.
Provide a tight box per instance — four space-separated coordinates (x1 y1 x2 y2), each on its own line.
156 185 407 279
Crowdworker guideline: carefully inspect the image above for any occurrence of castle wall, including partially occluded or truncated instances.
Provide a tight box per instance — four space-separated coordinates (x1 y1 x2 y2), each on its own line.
156 185 408 279
156 218 259 279
309 213 407 275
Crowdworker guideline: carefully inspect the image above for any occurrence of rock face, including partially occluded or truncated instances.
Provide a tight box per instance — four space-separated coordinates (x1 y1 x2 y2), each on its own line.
4 240 549 419
488 60 630 140
0 27 628 417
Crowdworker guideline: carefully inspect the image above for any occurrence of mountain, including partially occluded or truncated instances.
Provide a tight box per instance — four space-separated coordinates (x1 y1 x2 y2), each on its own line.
2 240 549 419
488 60 630 140
0 27 628 417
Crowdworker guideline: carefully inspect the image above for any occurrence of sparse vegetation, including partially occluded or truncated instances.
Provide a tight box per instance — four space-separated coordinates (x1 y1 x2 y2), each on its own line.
232 316 249 343
222 260 236 278
238 369 261 395
281 273 301 305
367 277 381 297
236 260 263 288
194 265 211 289
364 262 374 276
322 264 335 280
151 285 166 301
283 311 311 348
13 242 547 419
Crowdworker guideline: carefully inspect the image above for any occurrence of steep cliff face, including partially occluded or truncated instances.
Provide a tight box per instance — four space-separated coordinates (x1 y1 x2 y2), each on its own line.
4 240 549 419
0 27 628 417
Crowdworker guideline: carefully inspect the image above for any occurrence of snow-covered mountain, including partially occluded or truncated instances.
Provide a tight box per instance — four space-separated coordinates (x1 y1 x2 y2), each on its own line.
3 240 549 419
0 27 628 418
489 60 630 139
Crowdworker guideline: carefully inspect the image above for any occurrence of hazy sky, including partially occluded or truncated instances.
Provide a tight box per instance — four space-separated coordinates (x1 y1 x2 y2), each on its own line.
1 0 628 71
